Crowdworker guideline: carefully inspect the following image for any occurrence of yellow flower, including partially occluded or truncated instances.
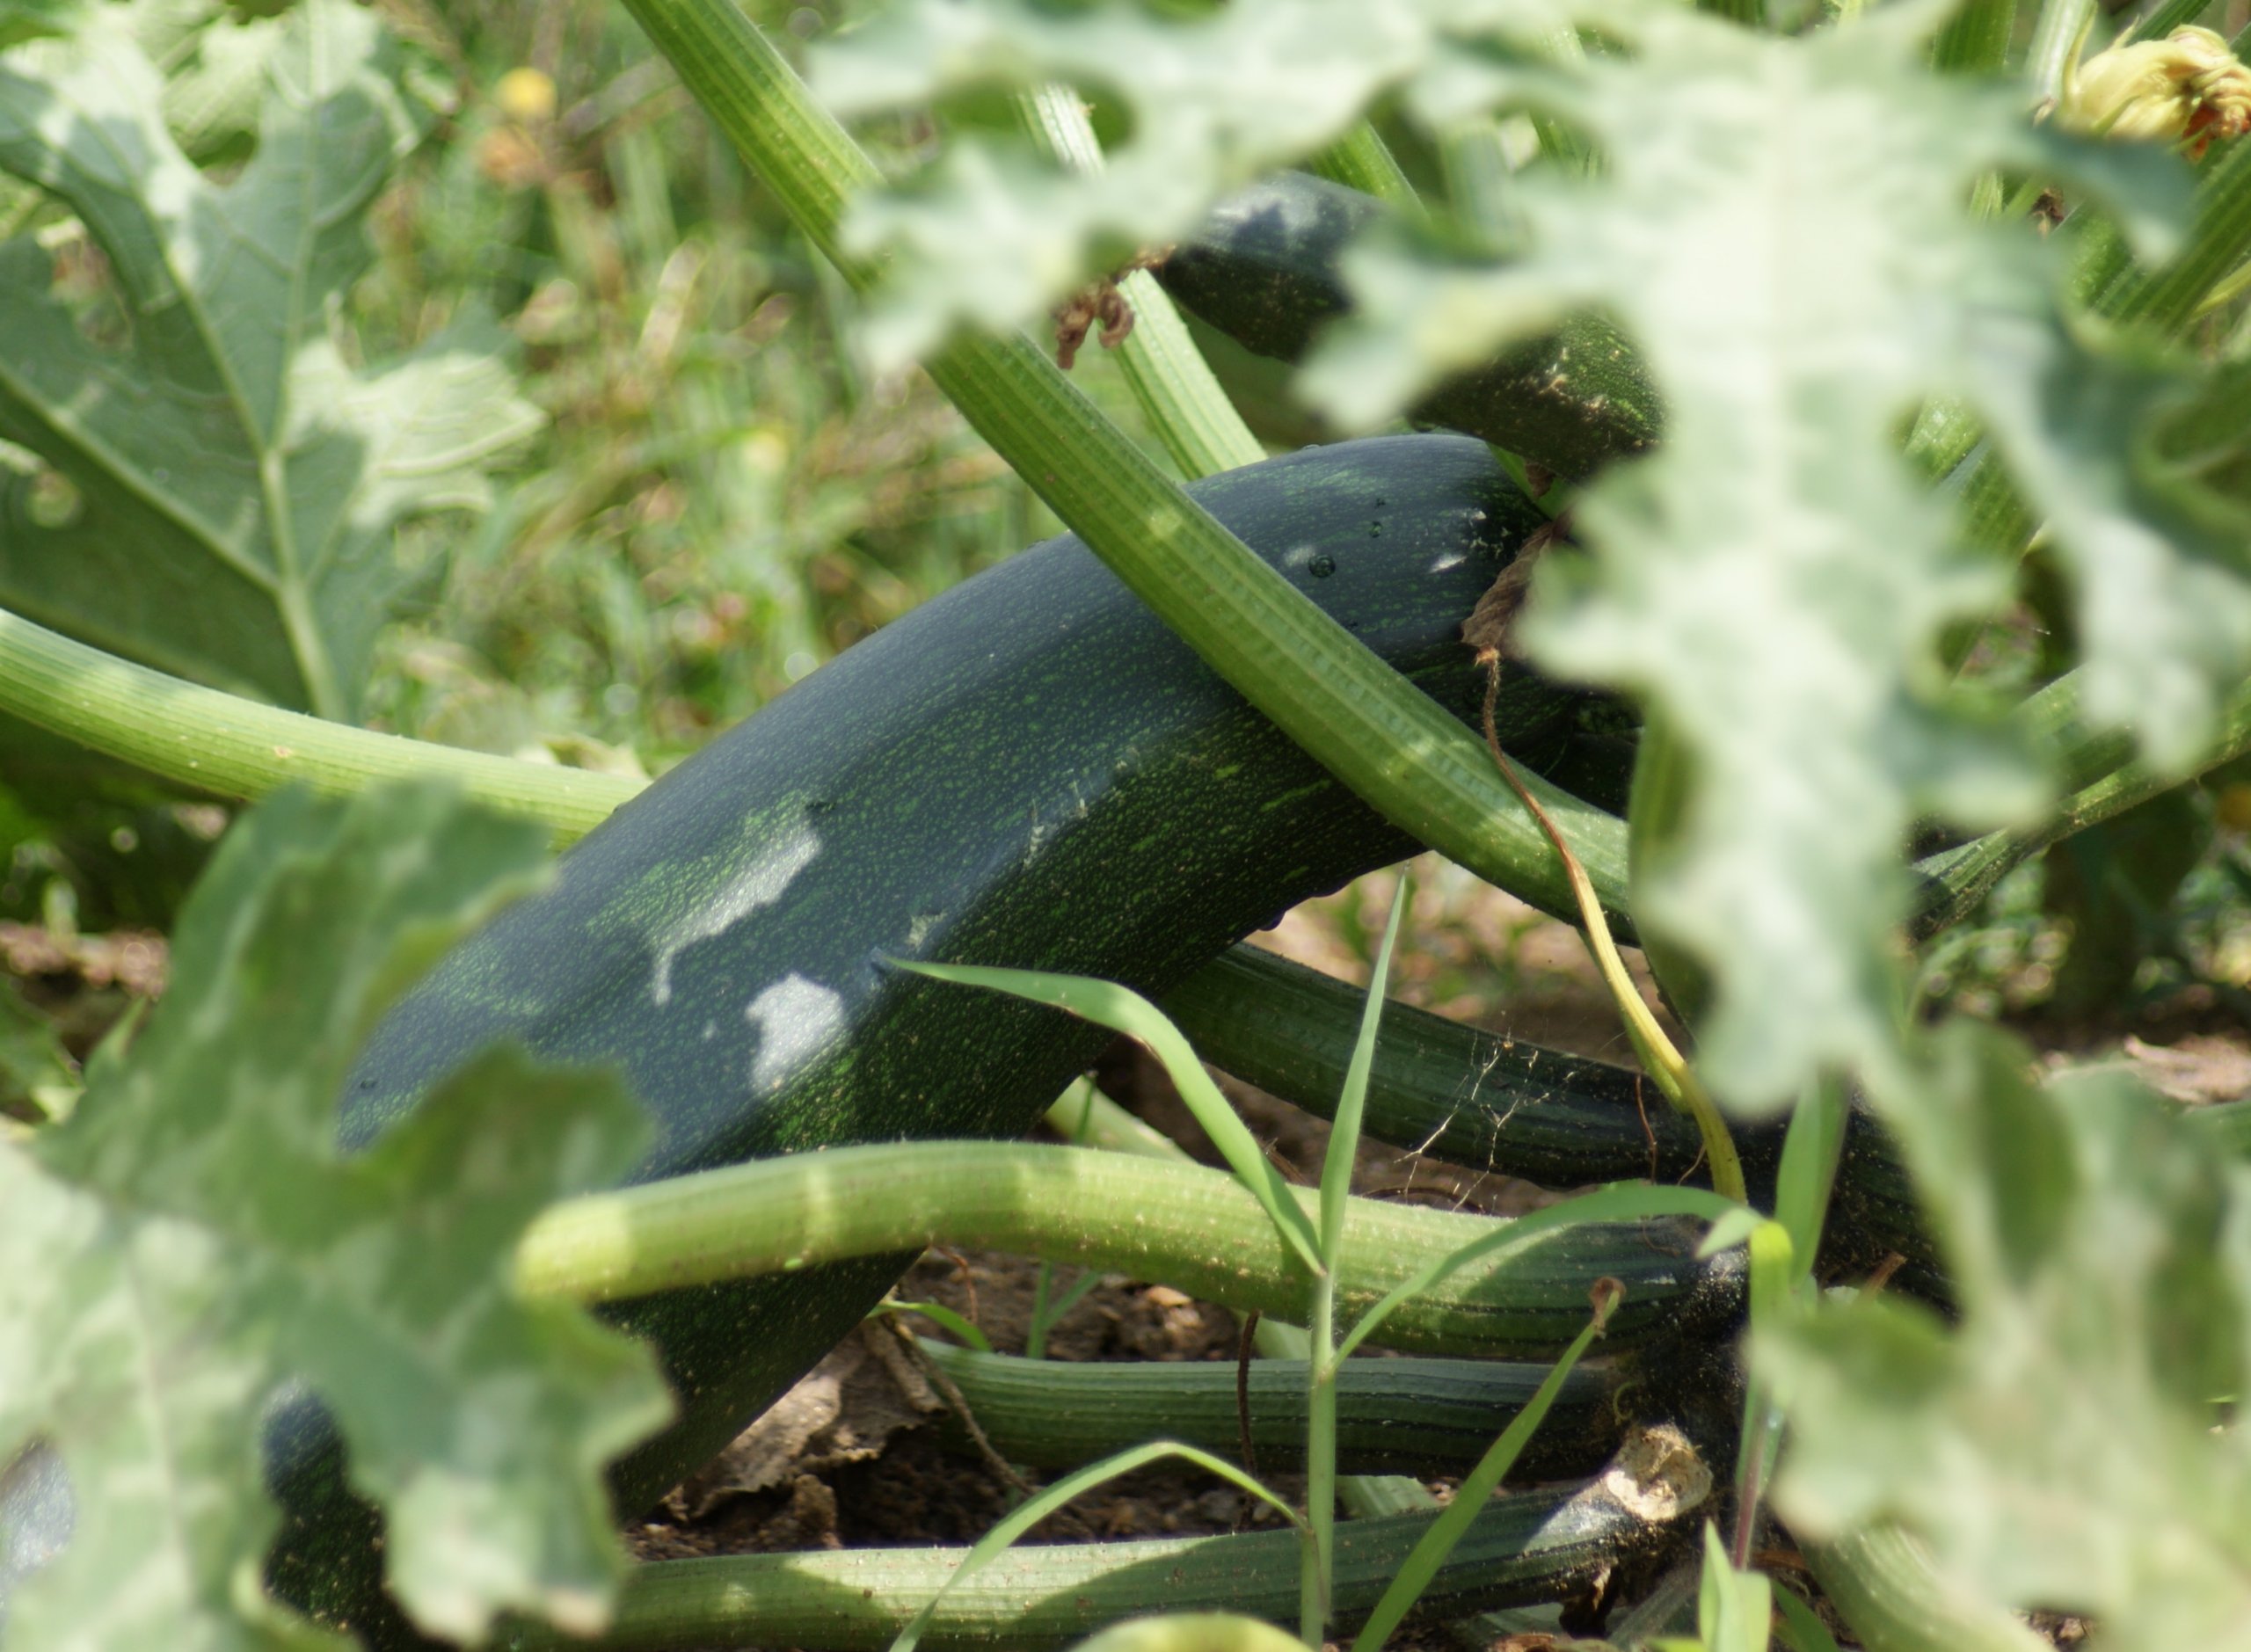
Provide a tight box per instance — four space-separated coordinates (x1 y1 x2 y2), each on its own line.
2061 26 2251 155
494 66 558 127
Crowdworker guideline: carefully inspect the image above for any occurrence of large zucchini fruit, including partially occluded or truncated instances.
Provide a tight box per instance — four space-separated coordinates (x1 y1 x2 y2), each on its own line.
277 435 1675 1637
1156 173 1661 482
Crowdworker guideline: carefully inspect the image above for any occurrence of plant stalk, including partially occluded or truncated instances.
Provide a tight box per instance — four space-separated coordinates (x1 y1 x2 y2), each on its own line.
1014 86 1264 479
514 1139 1730 1360
0 605 635 841
614 0 1628 925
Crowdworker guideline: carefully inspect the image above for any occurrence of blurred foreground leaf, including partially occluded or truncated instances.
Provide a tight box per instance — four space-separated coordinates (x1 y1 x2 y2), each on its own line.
1312 5 2218 1108
0 977 74 1126
0 785 668 1648
812 0 2249 1110
811 0 1431 368
0 0 539 719
0 0 72 50
1762 1024 2251 1648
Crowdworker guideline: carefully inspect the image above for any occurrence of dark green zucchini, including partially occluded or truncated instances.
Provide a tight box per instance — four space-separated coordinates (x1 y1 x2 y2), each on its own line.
1156 173 1662 482
275 435 1708 1640
1161 944 1941 1292
919 1342 1622 1481
527 1469 1701 1649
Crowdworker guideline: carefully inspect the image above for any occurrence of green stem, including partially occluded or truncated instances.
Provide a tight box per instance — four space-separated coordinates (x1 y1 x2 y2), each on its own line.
0 604 635 841
1308 124 1422 214
616 0 1625 925
1015 87 1265 478
1804 1526 2049 1652
1302 879 1410 1644
1303 1277 1337 1643
2025 0 2097 106
1908 671 2251 939
514 1140 1725 1360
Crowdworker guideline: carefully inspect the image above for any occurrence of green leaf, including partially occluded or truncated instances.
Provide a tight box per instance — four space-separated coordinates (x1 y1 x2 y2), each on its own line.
0 784 670 1648
1689 1523 1774 1652
0 0 75 50
1761 1022 2251 1646
810 0 2240 1113
0 0 539 719
1303 4 2203 1107
810 0 1434 368
894 958 1326 1277
0 976 76 1125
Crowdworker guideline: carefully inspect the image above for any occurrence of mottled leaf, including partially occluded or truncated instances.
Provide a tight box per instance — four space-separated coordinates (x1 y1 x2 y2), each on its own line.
0 786 669 1649
1306 5 2201 1106
810 0 1444 368
1760 1023 2251 1648
0 0 538 718
812 0 2241 1110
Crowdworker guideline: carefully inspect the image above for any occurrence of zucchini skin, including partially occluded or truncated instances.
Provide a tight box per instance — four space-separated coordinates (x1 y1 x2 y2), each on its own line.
1156 173 1662 482
919 1342 1622 1481
1167 943 1719 1188
531 1476 1694 1650
280 436 1593 1636
1163 945 1942 1289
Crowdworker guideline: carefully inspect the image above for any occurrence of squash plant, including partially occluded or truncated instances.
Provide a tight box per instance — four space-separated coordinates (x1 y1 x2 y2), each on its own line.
7 0 2251 1647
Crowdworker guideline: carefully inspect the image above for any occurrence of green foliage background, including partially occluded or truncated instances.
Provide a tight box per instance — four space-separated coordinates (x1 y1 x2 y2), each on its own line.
11 0 2251 1645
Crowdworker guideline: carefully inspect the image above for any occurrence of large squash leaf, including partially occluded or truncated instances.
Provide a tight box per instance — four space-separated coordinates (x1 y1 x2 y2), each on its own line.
1759 1027 2251 1648
1314 5 2221 1107
0 785 670 1648
0 0 538 719
813 0 2234 1110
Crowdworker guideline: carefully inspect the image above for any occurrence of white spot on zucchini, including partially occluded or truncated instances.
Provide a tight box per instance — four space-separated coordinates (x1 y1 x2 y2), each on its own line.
651 817 822 1005
746 973 845 1091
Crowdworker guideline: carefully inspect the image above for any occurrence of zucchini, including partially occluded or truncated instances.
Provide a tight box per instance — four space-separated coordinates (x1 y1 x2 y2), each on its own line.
277 435 1602 1634
1162 945 1941 1291
1165 943 1717 1190
517 1468 1700 1650
918 1342 1622 1481
1156 173 1662 482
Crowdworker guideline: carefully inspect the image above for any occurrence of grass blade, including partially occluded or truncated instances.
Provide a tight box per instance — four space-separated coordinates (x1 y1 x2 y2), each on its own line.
894 959 1324 1276
872 1298 994 1356
1347 1280 1623 1652
1773 1584 1845 1652
1320 871 1410 1266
